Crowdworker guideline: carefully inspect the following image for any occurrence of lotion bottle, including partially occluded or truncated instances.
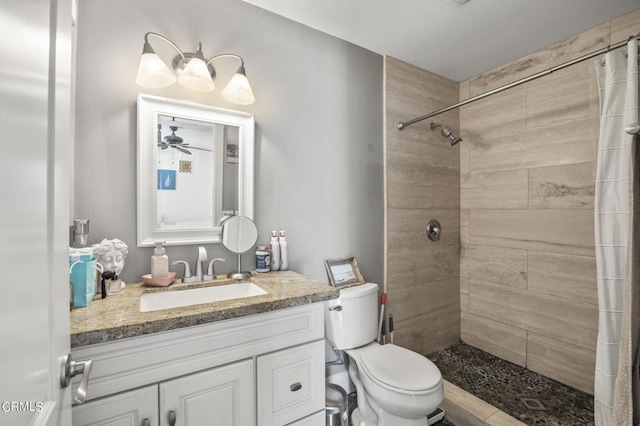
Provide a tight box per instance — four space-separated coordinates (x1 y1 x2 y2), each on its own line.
151 241 169 278
279 230 288 271
269 231 280 271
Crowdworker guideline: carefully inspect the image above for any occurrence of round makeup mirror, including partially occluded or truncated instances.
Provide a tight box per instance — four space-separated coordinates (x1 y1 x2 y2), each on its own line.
220 215 258 279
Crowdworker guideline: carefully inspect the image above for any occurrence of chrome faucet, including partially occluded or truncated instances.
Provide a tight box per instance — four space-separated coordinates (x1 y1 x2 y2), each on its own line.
204 258 226 280
171 260 195 283
172 247 225 283
194 247 208 281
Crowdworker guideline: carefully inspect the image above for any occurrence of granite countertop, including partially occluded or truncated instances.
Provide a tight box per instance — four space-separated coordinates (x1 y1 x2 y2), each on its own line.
70 270 338 348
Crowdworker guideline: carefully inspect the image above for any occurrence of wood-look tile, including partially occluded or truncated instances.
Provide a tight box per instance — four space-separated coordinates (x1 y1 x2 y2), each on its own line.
461 169 528 210
387 127 460 170
393 302 460 355
441 380 498 426
460 134 470 175
432 167 460 209
433 244 460 281
467 23 608 96
469 118 595 174
460 280 470 313
527 251 597 305
388 208 460 249
469 280 598 350
528 162 595 209
387 208 433 250
526 62 592 129
469 209 594 256
461 312 527 367
460 244 527 289
387 182 432 209
386 56 459 106
460 209 470 244
387 277 459 324
459 87 526 140
484 410 528 426
610 9 640 44
527 332 596 394
387 245 434 289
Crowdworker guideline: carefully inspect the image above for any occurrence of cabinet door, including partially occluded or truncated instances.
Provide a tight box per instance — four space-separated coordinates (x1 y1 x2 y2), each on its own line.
257 340 325 426
159 359 254 426
72 385 158 426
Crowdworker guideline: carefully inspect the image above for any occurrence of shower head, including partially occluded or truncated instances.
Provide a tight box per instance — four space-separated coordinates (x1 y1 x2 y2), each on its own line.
430 122 462 146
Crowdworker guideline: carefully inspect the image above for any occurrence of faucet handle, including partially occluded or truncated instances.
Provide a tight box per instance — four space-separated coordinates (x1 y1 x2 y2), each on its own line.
172 260 196 283
204 258 226 281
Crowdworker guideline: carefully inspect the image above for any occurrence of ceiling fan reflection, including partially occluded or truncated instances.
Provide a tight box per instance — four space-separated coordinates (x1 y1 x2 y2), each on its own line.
157 121 212 155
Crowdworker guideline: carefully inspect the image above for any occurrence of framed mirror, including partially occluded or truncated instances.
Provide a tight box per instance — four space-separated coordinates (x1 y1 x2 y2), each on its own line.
137 94 254 247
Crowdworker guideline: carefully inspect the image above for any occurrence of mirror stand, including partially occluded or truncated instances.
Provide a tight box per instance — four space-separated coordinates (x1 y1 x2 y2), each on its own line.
220 215 259 281
228 253 252 280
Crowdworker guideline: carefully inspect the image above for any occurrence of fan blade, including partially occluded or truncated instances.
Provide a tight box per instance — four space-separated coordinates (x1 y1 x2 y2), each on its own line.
188 146 213 152
174 146 192 155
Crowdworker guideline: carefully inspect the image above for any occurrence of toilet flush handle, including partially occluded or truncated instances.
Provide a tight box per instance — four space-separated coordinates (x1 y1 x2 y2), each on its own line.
328 305 343 312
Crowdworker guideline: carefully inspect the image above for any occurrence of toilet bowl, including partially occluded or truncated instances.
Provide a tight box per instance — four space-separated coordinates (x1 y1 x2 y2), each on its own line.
325 283 444 425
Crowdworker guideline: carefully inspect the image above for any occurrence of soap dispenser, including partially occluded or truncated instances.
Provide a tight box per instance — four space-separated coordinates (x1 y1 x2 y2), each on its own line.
151 241 169 278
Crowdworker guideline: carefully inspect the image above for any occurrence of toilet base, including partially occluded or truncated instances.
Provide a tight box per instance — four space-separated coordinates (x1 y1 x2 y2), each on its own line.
351 405 445 426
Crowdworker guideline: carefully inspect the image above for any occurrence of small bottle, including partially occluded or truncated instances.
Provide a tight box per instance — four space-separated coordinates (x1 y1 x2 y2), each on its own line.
255 246 271 273
151 241 169 278
269 231 280 271
279 230 288 271
106 270 122 296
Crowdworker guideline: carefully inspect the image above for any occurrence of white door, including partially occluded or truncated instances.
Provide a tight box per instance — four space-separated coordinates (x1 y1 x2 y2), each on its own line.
0 0 73 425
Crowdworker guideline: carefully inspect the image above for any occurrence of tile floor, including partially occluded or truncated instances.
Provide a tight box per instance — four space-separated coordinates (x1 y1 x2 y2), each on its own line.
426 341 594 425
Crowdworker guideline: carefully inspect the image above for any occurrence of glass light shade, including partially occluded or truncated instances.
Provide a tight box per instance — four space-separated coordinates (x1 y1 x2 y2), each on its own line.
136 53 176 88
222 72 255 105
177 57 215 92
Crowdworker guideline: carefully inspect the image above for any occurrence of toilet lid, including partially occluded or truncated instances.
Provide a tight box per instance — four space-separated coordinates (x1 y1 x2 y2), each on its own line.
358 344 441 392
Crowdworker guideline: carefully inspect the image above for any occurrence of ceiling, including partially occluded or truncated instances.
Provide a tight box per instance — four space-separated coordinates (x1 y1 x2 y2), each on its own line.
242 0 640 82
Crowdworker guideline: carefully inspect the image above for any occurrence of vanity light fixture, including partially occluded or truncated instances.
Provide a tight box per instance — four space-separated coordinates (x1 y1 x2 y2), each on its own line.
135 32 255 105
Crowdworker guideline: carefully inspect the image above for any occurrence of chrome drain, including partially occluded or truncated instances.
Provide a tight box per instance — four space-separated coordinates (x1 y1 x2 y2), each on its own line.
520 398 547 411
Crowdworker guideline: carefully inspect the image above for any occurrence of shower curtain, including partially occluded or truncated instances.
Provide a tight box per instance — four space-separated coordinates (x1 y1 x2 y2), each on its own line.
594 38 639 426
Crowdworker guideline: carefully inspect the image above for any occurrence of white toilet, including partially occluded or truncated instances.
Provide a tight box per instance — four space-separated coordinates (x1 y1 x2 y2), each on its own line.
325 283 444 426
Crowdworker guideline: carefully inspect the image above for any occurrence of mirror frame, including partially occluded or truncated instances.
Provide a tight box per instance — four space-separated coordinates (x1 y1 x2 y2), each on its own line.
137 94 254 247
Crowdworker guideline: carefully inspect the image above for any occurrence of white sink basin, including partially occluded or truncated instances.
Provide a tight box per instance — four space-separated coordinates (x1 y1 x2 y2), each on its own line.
139 282 268 312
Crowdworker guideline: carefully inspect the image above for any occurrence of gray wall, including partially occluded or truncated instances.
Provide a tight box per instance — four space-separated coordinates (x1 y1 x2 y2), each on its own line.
74 0 384 285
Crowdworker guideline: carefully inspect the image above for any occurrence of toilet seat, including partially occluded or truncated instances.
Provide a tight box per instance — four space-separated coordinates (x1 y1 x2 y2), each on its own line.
350 344 442 395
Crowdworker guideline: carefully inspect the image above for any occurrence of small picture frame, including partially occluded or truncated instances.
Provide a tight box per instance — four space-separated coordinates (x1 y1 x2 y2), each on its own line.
324 256 365 288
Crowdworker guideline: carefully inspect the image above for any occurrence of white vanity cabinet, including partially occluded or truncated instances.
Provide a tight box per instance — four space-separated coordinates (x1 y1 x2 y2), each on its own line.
73 385 158 426
71 303 326 426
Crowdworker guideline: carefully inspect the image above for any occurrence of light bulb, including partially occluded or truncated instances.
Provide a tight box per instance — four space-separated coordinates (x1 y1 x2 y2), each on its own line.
177 47 215 92
222 67 255 105
136 52 176 88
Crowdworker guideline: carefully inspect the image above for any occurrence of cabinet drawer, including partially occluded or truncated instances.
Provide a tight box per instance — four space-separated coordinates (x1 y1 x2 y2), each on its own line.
72 385 158 426
257 340 325 426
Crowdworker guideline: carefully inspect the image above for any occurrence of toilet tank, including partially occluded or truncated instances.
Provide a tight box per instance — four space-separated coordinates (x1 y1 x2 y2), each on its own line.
325 283 379 350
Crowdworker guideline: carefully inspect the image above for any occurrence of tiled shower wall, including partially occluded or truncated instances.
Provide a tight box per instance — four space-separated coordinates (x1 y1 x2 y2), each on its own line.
384 56 460 355
458 9 640 394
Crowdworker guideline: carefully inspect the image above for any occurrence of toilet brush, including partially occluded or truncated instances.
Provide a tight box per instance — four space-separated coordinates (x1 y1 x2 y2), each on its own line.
377 292 387 343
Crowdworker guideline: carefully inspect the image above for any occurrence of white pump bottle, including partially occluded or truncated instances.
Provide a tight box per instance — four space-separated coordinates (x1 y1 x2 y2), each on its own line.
151 241 169 278
269 231 280 271
279 230 288 271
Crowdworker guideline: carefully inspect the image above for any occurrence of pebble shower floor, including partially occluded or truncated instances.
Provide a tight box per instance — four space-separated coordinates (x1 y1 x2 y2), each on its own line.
426 341 594 425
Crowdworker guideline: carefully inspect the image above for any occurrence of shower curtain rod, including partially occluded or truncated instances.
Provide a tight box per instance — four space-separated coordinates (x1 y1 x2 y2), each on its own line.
397 33 640 131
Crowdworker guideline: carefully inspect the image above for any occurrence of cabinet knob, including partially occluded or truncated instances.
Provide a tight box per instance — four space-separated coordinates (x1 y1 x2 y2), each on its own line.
168 410 176 426
142 419 150 426
290 382 302 392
